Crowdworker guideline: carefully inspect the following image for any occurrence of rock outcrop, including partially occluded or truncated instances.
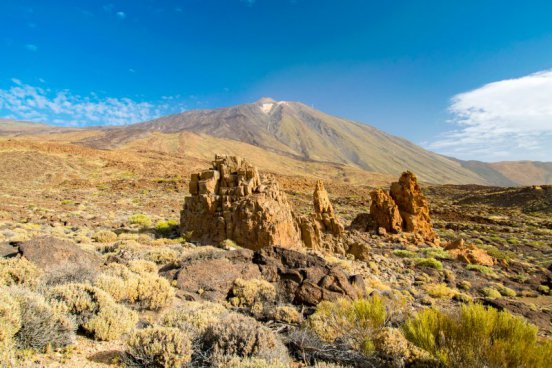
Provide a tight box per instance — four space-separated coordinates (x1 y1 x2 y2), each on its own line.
181 155 302 250
300 180 343 250
163 246 365 306
369 189 402 234
254 247 365 306
390 171 437 242
18 236 103 272
444 238 495 267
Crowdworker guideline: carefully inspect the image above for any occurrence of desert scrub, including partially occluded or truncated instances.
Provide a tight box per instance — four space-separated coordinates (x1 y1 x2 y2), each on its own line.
419 247 453 260
0 258 41 288
267 305 302 324
125 327 192 368
308 295 386 354
127 259 158 275
480 287 502 299
393 249 416 258
479 244 515 261
93 230 118 243
201 312 289 366
494 284 517 297
0 290 21 350
161 301 226 337
40 263 98 286
49 283 138 341
403 304 552 368
229 278 276 317
414 257 443 270
10 287 75 351
95 262 174 310
155 219 179 237
424 283 457 299
145 247 181 265
466 264 496 276
129 214 152 228
221 356 288 368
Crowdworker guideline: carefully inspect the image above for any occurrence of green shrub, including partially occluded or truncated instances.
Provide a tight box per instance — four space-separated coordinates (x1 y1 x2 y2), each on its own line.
308 295 386 354
481 287 502 299
466 264 496 276
0 258 41 288
419 247 453 260
125 327 192 368
93 230 118 243
267 305 302 324
95 263 174 311
393 249 416 258
414 258 443 270
49 283 138 341
425 283 457 299
155 220 179 236
229 278 276 317
201 312 289 366
161 301 226 337
0 290 21 350
10 287 75 351
145 247 181 265
403 304 552 368
494 284 517 297
129 214 152 228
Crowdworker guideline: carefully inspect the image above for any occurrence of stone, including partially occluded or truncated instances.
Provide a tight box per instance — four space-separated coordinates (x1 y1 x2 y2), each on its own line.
300 180 344 251
349 213 375 232
18 236 102 272
253 246 365 306
369 189 402 233
0 242 18 258
390 171 437 242
169 248 262 302
181 155 302 250
444 239 495 267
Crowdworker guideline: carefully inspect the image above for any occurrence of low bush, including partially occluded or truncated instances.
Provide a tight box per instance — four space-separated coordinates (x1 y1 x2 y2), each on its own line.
127 259 158 275
0 290 21 350
480 287 502 299
494 284 517 297
145 247 181 265
308 295 386 354
0 258 41 288
129 214 152 228
403 303 552 368
466 264 496 276
95 262 174 310
419 247 453 260
155 220 179 237
10 287 75 351
229 278 276 317
49 283 138 341
220 356 288 368
93 230 118 243
125 327 192 368
424 283 457 299
161 301 227 337
201 312 289 366
268 305 302 324
40 263 98 286
392 249 416 258
414 257 443 270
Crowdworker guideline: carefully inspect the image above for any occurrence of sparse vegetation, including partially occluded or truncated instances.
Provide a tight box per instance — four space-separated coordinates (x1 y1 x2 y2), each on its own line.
393 249 416 258
93 230 118 243
161 301 227 337
155 219 179 236
466 264 496 276
403 304 552 368
414 257 443 270
0 258 41 288
129 213 153 228
125 327 192 368
229 278 276 317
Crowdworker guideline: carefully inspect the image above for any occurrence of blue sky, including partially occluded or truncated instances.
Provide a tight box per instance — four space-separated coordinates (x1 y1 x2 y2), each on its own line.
1 0 552 161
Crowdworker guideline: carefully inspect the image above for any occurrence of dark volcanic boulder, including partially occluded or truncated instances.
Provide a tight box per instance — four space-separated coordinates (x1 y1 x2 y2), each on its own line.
169 248 262 302
19 236 102 272
252 247 366 306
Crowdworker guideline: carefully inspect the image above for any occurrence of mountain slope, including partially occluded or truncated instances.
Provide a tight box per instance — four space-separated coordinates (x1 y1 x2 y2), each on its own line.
83 98 487 185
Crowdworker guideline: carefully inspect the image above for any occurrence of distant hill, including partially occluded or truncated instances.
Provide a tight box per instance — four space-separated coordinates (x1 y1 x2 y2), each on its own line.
80 98 487 184
2 99 552 186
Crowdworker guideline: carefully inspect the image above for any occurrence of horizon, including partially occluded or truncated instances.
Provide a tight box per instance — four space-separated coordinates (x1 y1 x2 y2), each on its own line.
1 0 552 161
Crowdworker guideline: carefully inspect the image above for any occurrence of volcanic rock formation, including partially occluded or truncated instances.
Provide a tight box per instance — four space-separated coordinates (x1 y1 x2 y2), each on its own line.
369 189 402 234
444 238 495 267
300 180 344 250
181 155 302 250
390 171 437 242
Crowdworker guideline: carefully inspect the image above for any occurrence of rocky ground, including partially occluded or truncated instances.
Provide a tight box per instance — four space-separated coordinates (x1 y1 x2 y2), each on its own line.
1 150 551 367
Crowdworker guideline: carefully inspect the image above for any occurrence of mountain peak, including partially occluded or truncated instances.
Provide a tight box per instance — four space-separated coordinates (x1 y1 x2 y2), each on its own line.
256 97 277 104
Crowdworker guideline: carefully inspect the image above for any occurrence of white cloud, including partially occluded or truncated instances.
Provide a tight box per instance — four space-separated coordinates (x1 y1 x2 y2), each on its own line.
116 11 126 19
430 70 552 161
0 80 185 126
25 44 38 52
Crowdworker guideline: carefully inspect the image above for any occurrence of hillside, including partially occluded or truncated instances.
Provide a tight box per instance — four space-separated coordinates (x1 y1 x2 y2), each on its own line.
79 98 487 185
